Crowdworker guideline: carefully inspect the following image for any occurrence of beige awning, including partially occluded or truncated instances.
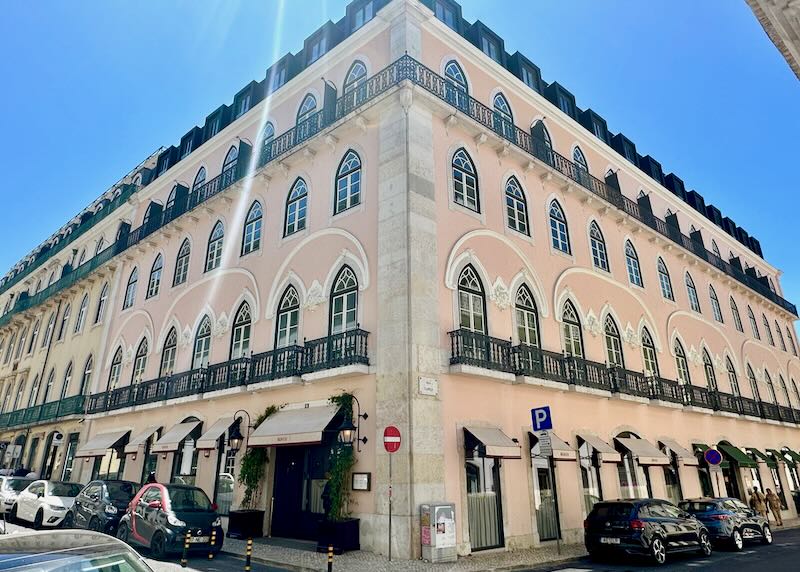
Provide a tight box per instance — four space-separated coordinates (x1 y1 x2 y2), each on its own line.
75 430 130 458
124 426 161 454
659 438 699 466
465 426 521 459
249 405 339 447
616 437 670 465
197 417 236 450
549 433 577 461
577 432 621 463
152 421 201 453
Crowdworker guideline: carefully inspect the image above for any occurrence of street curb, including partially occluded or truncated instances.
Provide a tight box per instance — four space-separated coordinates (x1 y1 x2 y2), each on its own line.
220 550 321 572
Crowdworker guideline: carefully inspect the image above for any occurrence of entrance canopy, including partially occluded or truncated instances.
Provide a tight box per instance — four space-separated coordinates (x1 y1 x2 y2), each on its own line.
197 417 236 450
464 426 520 459
782 448 800 464
249 404 340 447
718 443 758 468
124 426 161 454
746 447 777 469
152 421 201 453
75 430 130 458
577 432 621 463
659 438 699 466
615 437 669 465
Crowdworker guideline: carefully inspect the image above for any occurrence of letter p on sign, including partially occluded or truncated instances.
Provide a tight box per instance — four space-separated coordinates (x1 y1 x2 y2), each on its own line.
531 406 553 431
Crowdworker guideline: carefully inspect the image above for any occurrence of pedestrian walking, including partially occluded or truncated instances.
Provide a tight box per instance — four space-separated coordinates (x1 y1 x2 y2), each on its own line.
765 488 783 526
749 486 768 520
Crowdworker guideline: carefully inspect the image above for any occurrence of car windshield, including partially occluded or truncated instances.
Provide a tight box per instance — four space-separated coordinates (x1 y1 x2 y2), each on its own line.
679 501 718 513
4 478 32 492
50 482 83 497
0 532 151 571
167 487 213 512
106 481 138 502
591 503 635 519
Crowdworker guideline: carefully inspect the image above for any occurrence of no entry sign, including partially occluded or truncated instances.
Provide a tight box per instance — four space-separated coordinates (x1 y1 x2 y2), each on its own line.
383 426 401 453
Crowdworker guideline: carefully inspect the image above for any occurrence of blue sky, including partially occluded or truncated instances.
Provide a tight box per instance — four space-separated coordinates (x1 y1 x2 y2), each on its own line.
0 0 798 309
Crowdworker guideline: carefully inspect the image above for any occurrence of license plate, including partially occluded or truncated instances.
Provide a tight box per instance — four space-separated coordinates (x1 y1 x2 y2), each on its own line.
600 537 620 544
188 536 210 544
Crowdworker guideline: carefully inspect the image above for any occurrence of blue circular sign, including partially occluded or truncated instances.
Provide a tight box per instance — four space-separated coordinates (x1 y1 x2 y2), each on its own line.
704 448 723 466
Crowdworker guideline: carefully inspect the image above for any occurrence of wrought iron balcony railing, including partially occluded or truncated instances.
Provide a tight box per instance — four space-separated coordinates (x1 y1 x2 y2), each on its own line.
85 330 370 414
0 395 85 430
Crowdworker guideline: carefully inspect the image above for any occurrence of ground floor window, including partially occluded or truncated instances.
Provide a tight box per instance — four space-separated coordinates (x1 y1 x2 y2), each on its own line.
770 467 788 509
698 467 714 497
26 438 40 473
660 446 683 504
93 449 125 480
40 433 59 480
464 453 504 551
785 462 800 492
215 442 236 516
578 440 602 514
60 433 80 481
530 434 559 541
172 438 199 486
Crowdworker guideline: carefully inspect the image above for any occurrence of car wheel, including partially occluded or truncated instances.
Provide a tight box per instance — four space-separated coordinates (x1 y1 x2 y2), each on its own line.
730 528 744 551
88 516 101 533
116 523 130 544
62 512 74 529
33 510 43 531
762 524 773 545
150 531 168 560
698 531 712 557
650 536 667 565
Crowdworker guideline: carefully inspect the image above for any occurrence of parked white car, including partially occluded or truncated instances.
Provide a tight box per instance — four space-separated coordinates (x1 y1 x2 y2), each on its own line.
0 476 33 514
12 480 82 528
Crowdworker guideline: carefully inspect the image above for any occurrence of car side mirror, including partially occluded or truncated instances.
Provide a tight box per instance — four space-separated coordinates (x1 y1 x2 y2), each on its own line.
147 500 162 509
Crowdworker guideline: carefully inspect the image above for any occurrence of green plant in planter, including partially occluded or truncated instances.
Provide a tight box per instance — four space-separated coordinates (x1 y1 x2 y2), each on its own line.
238 405 280 509
326 393 358 521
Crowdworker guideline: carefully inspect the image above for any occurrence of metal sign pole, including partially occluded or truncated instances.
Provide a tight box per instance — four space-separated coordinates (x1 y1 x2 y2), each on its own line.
388 453 392 562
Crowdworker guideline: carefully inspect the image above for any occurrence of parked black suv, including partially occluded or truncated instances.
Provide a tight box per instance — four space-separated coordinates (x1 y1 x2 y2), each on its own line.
679 497 773 550
585 499 712 565
63 479 139 534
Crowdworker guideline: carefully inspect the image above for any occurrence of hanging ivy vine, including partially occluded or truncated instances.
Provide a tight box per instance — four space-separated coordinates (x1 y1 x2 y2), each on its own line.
326 392 357 521
238 404 280 509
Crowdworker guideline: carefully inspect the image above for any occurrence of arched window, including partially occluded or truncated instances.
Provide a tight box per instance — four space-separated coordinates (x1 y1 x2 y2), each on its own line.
747 365 760 400
91 284 106 327
572 146 589 173
222 145 238 173
444 60 468 110
147 254 163 299
132 339 148 384
657 258 674 301
74 294 89 333
27 375 40 407
343 60 367 94
604 315 624 367
27 319 40 354
515 285 539 346
711 240 721 259
504 177 529 235
589 222 609 271
107 348 123 392
296 93 317 124
42 313 55 348
123 268 138 309
748 306 760 339
276 286 301 348
77 249 86 266
334 150 362 214
792 378 800 406
261 122 275 158
730 297 743 332
762 315 775 346
205 221 224 272
764 370 778 404
457 266 485 334
192 167 207 192
79 356 93 395
166 186 178 211
685 273 701 312
674 340 691 385
641 327 659 376
3 332 16 365
702 350 717 390
452 148 479 212
57 305 71 341
779 375 791 406
330 266 359 334
192 316 212 369
726 358 740 396
492 93 514 138
787 327 797 356
15 327 28 360
160 327 178 377
625 241 643 287
230 303 252 359
285 178 308 236
562 301 583 358
173 239 191 286
241 202 263 255
775 321 787 351
42 369 56 404
60 361 73 400
95 238 105 255
709 286 723 323
444 60 467 91
549 200 570 254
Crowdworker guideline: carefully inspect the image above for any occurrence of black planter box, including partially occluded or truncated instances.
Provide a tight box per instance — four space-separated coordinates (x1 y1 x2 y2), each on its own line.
316 518 360 554
227 509 265 539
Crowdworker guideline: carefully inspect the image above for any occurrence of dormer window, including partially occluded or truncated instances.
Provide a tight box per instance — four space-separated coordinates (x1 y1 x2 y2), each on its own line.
158 160 169 175
557 93 572 116
434 1 456 30
520 66 536 90
236 94 251 118
181 138 193 158
591 120 604 139
308 36 327 64
353 1 373 30
481 36 500 62
270 66 287 91
208 117 220 138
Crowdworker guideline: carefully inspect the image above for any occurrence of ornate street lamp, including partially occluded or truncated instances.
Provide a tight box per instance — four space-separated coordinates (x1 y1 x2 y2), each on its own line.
227 410 251 454
336 396 368 451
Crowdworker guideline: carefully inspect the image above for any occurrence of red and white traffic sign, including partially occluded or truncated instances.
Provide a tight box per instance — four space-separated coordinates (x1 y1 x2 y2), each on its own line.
383 425 401 453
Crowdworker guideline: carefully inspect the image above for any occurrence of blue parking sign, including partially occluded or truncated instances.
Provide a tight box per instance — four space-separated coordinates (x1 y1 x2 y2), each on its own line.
531 406 553 431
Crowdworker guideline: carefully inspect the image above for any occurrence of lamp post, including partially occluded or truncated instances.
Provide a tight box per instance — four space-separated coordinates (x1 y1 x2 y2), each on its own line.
228 409 252 454
336 395 368 451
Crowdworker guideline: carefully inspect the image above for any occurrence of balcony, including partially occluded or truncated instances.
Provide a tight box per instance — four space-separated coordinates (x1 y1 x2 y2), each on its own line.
86 330 370 415
0 395 86 430
448 329 800 424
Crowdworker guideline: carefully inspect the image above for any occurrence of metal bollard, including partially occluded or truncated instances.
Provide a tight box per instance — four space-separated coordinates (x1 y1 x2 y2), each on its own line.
244 538 253 572
327 544 333 572
209 528 217 560
181 531 190 568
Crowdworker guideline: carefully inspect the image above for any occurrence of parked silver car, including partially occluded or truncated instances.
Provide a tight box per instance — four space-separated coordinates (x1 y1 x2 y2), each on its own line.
0 476 33 515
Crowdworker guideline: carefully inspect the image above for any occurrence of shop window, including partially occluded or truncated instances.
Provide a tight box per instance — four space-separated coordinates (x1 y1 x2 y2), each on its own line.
578 439 602 513
464 432 504 550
